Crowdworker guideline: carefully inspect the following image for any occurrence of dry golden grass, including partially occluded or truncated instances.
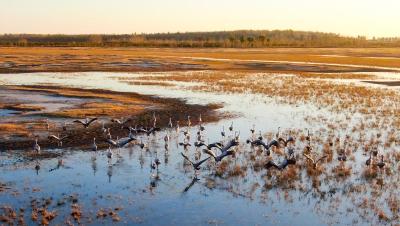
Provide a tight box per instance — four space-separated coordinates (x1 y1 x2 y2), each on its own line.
1 47 400 74
297 73 376 79
332 165 352 177
378 210 390 221
215 160 229 177
227 164 247 177
277 167 299 183
2 48 400 224
0 123 29 136
135 71 400 124
0 104 44 112
49 102 144 118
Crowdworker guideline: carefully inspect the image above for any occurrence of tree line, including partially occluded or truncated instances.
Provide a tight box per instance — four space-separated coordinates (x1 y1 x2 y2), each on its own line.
1 30 399 48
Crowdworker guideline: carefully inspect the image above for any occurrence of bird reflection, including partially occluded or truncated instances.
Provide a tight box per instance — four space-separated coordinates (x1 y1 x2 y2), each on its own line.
48 158 72 172
128 147 133 159
49 159 64 172
149 170 161 192
34 160 40 175
139 151 145 169
164 150 169 165
91 158 97 176
107 165 113 183
183 177 200 193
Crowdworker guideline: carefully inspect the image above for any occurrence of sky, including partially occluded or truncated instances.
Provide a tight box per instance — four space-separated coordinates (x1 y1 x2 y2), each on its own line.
0 0 399 38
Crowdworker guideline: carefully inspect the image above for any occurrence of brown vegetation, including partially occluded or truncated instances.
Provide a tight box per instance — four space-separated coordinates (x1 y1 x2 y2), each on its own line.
1 47 400 74
0 123 29 137
0 104 44 112
1 30 400 48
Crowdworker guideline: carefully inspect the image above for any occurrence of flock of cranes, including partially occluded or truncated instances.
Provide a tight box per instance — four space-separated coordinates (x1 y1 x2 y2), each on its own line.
31 112 387 179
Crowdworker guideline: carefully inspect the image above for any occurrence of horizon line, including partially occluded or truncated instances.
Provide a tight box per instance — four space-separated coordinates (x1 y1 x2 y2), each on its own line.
1 29 399 39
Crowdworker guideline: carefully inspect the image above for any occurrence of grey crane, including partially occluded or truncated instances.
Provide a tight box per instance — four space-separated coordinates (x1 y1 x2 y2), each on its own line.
181 152 211 170
106 136 136 148
202 138 239 162
303 153 327 169
48 133 69 147
73 117 98 128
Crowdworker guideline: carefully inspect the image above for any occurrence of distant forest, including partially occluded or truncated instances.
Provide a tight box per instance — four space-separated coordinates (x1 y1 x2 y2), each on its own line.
1 30 400 48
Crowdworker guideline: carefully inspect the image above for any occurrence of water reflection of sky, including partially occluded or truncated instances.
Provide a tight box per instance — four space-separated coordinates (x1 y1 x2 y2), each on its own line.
0 71 397 225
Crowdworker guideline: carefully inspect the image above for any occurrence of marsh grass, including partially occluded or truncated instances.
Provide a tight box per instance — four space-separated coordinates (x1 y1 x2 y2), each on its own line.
131 70 400 224
1 104 44 112
0 123 29 137
2 47 400 74
48 103 145 118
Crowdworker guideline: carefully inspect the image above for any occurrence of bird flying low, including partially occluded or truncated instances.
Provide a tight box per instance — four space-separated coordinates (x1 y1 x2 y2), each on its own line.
73 117 98 128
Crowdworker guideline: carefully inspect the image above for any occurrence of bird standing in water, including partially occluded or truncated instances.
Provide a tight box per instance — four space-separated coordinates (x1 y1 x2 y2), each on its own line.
365 152 372 166
168 117 173 128
107 146 113 163
164 134 170 149
33 138 41 154
176 121 180 134
250 124 255 136
377 155 385 169
153 112 157 127
151 158 161 170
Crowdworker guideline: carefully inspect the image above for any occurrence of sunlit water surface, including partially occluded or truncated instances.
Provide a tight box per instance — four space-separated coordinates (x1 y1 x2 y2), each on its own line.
0 71 399 225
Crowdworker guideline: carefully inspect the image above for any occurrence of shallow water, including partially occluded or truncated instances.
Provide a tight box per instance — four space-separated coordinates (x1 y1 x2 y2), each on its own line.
0 88 99 124
0 109 18 116
153 55 400 72
0 72 399 225
1 143 331 226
